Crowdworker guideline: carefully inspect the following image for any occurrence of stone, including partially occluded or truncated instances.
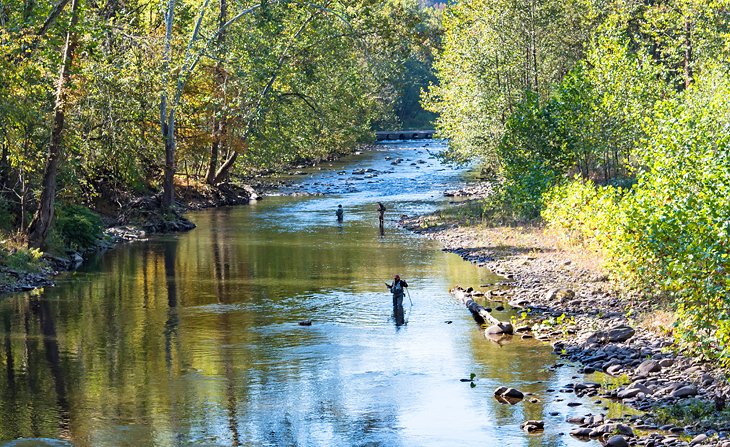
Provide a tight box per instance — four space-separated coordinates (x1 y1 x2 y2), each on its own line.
636 360 661 376
607 365 624 375
502 388 524 399
670 385 698 398
690 434 708 446
521 420 544 432
545 288 576 301
608 325 636 343
298 319 313 326
586 330 609 345
606 435 629 447
571 427 593 437
659 358 675 368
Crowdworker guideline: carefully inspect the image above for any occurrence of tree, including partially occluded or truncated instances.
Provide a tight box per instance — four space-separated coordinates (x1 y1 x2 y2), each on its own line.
27 0 80 248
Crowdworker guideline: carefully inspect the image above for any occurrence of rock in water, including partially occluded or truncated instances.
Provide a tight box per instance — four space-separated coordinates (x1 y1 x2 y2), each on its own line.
298 319 312 326
520 420 544 432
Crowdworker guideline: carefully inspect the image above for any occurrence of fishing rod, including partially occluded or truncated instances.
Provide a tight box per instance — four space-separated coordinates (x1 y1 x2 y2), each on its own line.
406 287 413 307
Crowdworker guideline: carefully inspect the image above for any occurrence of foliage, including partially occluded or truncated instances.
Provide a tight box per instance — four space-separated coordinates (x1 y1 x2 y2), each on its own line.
2 247 44 273
53 204 103 250
653 399 730 427
542 178 623 251
423 0 600 163
607 68 730 364
0 0 440 248
428 0 730 365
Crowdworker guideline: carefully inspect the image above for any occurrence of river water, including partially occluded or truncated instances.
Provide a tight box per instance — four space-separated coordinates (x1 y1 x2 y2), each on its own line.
0 141 612 446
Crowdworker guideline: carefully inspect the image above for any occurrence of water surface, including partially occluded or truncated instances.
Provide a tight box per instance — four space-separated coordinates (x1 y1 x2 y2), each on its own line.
0 141 608 446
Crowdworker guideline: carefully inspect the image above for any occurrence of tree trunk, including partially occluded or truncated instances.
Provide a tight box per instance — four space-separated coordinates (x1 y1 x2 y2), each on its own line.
213 147 239 184
683 19 693 89
205 0 228 185
161 114 176 208
27 0 80 249
451 286 514 334
160 0 176 209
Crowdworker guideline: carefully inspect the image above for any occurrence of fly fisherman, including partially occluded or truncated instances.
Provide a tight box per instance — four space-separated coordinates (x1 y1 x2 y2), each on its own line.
336 204 343 222
385 274 408 324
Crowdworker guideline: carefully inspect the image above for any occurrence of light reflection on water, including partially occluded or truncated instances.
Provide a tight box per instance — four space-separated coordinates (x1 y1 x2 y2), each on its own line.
0 141 608 446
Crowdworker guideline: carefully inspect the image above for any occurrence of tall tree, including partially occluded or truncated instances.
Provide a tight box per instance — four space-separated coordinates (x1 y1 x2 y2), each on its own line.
27 0 80 248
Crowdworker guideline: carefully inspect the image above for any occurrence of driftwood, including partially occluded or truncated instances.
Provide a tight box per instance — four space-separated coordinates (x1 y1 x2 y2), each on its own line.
450 286 514 335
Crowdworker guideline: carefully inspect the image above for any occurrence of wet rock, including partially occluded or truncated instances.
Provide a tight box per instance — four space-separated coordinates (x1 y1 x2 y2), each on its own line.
571 427 593 437
485 322 514 335
606 435 629 447
298 319 312 326
494 387 524 401
521 420 544 432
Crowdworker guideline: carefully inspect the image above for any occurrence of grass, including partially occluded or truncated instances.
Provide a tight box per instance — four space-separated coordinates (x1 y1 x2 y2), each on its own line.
653 399 730 428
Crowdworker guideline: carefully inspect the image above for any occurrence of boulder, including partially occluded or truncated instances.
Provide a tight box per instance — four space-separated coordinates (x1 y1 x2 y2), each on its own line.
570 427 592 437
502 388 524 399
670 385 698 398
636 360 661 376
608 325 636 343
586 330 609 345
606 435 629 447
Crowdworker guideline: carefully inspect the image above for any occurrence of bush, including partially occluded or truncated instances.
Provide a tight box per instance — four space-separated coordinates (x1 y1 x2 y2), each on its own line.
542 177 623 251
3 247 44 273
608 68 730 364
54 204 104 250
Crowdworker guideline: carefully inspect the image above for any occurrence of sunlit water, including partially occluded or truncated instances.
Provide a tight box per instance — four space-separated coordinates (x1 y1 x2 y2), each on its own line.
0 141 613 446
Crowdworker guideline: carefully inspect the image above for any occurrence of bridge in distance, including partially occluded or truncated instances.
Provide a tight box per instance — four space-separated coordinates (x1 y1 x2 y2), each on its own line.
375 130 435 141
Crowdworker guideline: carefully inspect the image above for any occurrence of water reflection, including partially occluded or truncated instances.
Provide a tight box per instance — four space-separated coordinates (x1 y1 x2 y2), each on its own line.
0 142 610 446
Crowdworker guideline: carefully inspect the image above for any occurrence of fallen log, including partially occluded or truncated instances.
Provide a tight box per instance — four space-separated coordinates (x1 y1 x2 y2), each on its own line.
450 286 514 335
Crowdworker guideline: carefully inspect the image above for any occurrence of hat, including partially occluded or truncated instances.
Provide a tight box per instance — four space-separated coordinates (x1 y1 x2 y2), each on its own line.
394 274 400 280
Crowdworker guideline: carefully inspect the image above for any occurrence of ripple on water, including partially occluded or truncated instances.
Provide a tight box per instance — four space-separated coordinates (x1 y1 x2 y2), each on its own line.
1 440 75 447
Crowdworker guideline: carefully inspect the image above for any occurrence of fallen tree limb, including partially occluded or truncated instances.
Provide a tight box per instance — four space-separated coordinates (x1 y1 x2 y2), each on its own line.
450 286 514 335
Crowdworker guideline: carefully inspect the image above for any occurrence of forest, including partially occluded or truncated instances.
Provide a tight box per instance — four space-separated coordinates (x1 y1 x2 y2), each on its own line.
0 0 439 249
425 0 730 364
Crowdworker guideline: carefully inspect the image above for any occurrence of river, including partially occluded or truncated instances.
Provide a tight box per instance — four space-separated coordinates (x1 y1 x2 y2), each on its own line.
0 141 614 446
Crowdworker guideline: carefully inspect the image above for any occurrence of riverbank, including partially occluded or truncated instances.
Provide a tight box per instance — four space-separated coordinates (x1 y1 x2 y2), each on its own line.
402 204 730 446
0 144 377 297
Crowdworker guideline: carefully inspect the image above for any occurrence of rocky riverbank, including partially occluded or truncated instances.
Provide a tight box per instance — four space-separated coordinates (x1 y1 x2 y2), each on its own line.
402 210 730 447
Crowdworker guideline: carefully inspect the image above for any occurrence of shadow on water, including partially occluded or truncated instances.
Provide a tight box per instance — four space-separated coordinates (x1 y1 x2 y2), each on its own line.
0 141 622 447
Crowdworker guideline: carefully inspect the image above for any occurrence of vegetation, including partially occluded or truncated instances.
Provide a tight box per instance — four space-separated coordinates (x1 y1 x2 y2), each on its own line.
0 0 441 255
427 0 730 363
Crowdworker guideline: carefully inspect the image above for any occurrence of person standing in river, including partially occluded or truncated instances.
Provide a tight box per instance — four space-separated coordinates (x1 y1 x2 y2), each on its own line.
385 274 408 324
336 204 343 222
377 202 386 232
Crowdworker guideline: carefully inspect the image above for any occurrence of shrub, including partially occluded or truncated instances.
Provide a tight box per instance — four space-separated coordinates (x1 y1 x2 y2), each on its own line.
542 177 623 251
54 204 104 250
609 68 730 364
3 247 44 273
